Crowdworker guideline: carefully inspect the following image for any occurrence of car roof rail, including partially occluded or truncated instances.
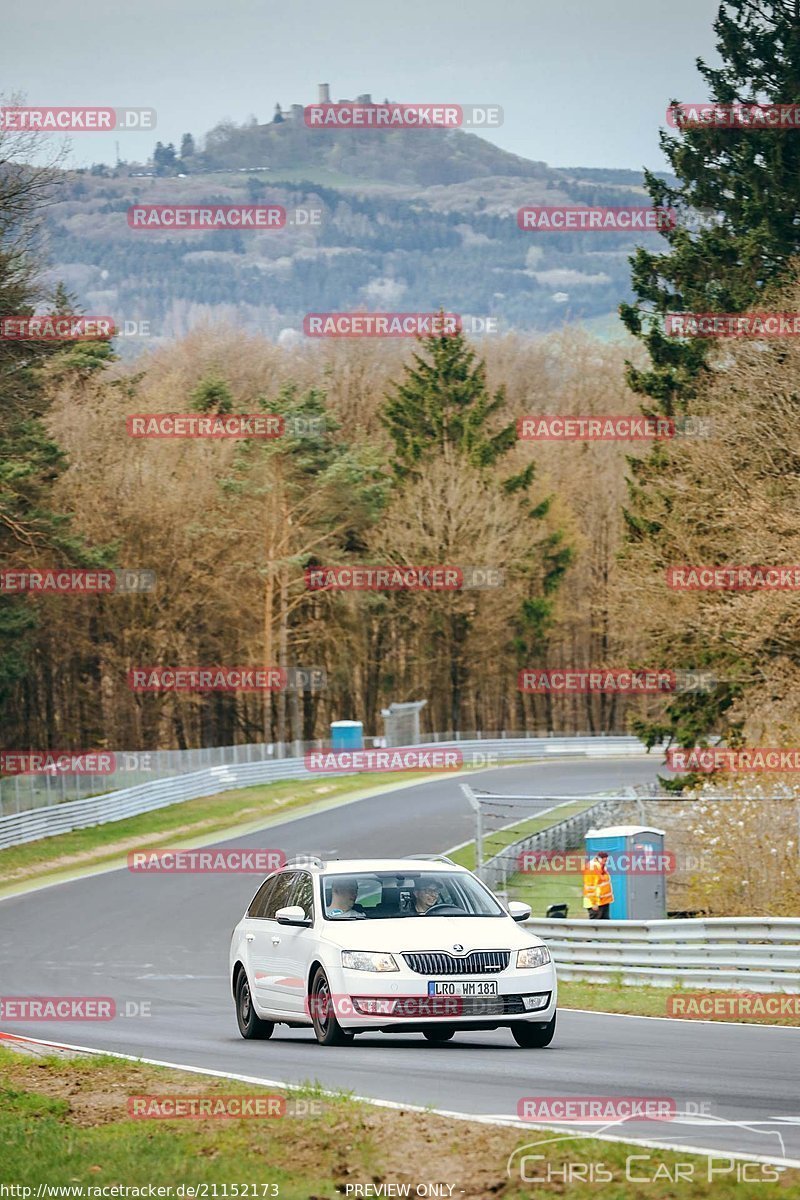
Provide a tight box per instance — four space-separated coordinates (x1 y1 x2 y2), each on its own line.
285 855 326 869
403 853 457 866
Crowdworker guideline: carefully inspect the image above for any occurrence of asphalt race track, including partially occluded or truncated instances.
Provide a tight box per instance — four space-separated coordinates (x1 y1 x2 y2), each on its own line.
1 758 798 1166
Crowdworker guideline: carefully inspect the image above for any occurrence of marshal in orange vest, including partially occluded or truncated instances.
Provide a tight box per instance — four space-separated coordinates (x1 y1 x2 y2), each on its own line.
583 854 614 909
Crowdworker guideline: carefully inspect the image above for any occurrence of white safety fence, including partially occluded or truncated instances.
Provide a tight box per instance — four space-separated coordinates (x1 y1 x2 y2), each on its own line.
526 916 800 993
0 730 641 816
0 735 651 850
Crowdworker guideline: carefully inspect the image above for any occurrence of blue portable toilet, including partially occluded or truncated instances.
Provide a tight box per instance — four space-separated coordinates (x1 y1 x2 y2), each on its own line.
585 825 667 919
330 720 364 751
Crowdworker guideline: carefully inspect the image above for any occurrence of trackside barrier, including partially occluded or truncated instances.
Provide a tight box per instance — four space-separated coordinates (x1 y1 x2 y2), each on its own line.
0 736 651 850
525 916 800 993
0 730 644 816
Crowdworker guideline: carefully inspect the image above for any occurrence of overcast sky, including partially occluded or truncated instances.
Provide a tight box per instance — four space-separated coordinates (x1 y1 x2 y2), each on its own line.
2 0 722 171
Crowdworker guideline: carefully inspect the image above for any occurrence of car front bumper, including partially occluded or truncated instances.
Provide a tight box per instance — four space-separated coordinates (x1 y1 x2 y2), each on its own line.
329 964 557 1030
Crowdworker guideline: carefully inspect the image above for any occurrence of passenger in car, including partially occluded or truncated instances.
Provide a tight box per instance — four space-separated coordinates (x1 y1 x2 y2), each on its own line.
328 877 367 917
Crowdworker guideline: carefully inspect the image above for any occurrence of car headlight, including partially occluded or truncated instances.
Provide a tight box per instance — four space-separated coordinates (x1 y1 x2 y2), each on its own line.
341 950 399 972
516 945 551 969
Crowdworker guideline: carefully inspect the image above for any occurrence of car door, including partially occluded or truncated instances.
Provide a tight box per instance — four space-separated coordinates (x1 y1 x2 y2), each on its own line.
246 871 297 1013
269 871 317 1016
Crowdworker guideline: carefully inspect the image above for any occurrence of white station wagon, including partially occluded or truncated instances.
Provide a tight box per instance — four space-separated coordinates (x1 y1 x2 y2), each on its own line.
229 855 557 1046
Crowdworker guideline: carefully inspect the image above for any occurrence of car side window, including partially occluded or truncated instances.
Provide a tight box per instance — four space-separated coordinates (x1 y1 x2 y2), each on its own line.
262 871 298 920
291 871 314 920
247 875 279 919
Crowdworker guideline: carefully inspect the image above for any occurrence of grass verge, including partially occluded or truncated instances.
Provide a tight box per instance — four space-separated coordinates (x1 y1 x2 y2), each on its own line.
0 1045 795 1196
558 979 800 1026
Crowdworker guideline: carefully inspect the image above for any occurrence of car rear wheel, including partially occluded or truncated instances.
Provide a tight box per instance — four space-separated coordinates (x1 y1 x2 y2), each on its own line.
309 968 354 1046
511 1014 556 1047
422 1026 455 1043
235 971 274 1040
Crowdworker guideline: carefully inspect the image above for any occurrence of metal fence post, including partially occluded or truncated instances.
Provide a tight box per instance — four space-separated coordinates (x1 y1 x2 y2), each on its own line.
460 784 483 879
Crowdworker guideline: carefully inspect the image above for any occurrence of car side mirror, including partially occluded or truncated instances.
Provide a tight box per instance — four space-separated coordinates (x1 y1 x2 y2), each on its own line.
508 901 531 923
276 905 311 926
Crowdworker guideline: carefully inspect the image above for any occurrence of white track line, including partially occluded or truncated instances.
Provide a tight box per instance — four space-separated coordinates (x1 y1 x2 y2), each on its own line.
563 1006 800 1032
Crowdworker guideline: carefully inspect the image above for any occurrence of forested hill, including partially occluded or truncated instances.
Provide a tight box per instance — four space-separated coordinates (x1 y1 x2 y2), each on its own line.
196 115 550 186
48 115 669 346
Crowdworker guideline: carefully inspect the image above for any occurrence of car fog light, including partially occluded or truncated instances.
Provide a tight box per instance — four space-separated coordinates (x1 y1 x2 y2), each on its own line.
522 993 550 1011
352 997 397 1015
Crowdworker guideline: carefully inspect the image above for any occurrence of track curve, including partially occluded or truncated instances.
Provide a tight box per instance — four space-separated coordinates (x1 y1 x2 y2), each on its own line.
1 758 798 1165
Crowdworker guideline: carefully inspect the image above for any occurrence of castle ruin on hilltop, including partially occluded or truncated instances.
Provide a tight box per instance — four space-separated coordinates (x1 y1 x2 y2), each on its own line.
272 84 388 124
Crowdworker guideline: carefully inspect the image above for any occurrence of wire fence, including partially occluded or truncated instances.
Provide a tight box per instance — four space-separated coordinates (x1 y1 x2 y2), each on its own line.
0 736 650 845
0 728 632 816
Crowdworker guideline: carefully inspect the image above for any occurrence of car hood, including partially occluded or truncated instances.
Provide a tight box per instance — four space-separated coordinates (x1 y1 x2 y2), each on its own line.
322 915 543 952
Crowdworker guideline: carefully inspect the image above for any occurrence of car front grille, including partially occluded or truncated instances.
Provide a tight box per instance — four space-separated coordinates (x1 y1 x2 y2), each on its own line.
402 950 510 975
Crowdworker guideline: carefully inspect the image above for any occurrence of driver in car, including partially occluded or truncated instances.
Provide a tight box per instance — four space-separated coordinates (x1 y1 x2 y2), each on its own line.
412 877 445 914
328 877 367 917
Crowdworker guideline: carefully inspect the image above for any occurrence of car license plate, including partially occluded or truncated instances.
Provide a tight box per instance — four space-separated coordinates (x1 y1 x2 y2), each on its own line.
427 980 498 996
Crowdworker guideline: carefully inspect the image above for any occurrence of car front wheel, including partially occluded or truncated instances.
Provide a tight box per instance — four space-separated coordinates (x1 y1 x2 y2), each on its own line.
309 968 354 1046
511 1014 556 1047
235 971 274 1040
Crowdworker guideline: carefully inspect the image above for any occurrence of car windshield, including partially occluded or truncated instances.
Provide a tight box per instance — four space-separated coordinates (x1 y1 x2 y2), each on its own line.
321 870 504 920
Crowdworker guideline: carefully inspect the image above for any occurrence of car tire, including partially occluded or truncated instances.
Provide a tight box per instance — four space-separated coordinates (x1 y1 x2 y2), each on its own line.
422 1026 456 1043
309 967 354 1046
235 971 274 1040
511 1014 556 1047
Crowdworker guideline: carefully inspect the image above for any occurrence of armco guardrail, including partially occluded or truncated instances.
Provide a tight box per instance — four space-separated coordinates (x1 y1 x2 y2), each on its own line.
0 735 651 850
526 916 800 993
